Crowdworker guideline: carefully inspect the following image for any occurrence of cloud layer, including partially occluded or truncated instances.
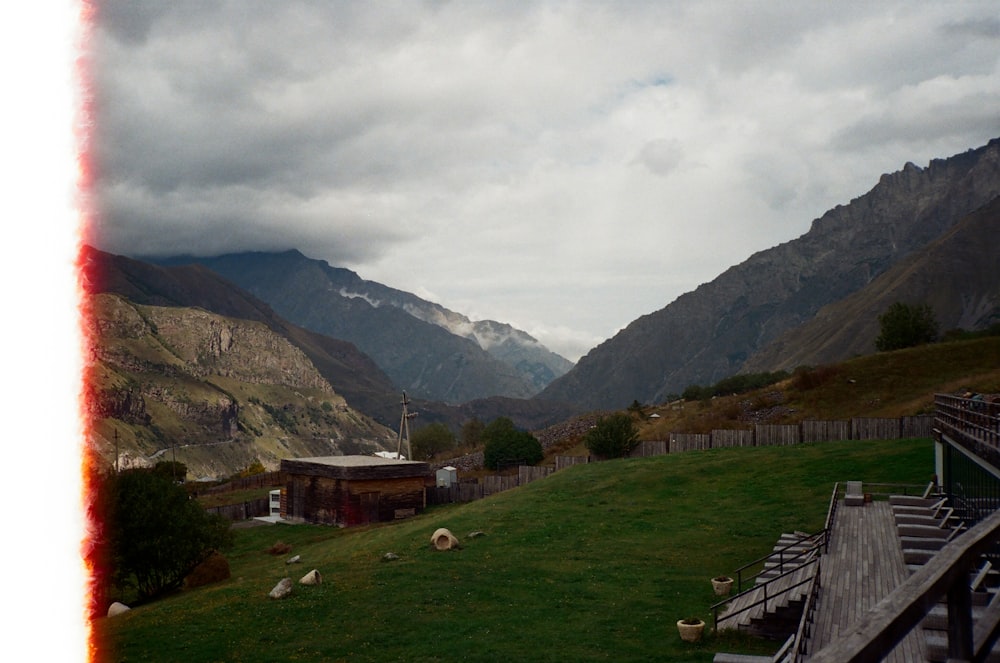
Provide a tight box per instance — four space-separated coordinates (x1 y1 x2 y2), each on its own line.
87 1 1000 361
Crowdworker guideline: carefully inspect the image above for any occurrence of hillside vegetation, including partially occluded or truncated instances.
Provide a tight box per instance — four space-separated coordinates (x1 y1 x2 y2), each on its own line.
634 335 1000 439
94 438 931 662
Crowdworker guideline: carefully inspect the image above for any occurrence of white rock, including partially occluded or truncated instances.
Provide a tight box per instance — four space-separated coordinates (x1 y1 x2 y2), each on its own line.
431 527 460 551
269 577 294 599
299 569 322 585
107 602 130 617
286 554 301 565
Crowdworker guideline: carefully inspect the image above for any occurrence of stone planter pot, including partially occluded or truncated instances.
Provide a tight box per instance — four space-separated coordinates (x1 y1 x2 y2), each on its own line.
677 618 705 643
711 575 734 596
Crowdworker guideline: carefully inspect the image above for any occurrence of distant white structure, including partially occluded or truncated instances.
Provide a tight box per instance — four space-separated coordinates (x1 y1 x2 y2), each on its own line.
269 489 282 517
374 451 406 460
436 465 457 488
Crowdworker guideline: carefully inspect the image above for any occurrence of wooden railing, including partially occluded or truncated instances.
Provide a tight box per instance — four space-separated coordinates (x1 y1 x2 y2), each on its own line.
712 556 822 631
936 393 1000 450
728 529 828 595
809 507 1000 662
807 395 1000 661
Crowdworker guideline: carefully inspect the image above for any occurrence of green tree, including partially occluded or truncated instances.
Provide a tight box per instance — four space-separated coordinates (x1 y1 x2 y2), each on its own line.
461 417 485 447
875 302 939 352
482 417 543 470
410 422 457 460
91 469 233 606
584 413 639 458
152 460 188 482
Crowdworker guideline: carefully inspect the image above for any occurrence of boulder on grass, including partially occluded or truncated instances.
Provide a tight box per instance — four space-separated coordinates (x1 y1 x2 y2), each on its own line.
269 577 293 599
286 554 301 565
107 602 130 617
382 552 400 562
299 569 322 585
431 527 460 551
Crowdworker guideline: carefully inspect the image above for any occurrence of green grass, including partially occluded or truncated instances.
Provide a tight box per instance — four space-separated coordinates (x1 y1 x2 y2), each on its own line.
94 438 932 662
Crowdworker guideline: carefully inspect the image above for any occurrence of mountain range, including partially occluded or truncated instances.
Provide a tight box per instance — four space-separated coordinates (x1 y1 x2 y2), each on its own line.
82 246 581 474
84 137 1000 474
151 251 573 405
537 138 1000 409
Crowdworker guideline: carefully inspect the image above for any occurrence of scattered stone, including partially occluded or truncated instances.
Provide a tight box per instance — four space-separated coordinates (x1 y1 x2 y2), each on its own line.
286 554 301 565
269 577 294 599
431 527 460 551
382 552 400 562
299 569 322 586
107 602 130 617
467 531 487 539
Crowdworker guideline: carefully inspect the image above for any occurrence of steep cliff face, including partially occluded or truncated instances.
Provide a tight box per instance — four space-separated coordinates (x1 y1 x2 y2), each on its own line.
743 195 1000 372
85 294 395 479
538 138 1000 410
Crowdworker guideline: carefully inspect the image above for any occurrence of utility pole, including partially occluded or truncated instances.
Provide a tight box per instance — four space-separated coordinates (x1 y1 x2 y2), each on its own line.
395 391 418 460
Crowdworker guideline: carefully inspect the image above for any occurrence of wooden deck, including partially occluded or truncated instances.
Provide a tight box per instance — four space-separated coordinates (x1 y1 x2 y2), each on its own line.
807 499 926 661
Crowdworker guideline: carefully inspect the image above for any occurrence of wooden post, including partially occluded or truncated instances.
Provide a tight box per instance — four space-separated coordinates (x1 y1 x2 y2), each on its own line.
947 562 974 661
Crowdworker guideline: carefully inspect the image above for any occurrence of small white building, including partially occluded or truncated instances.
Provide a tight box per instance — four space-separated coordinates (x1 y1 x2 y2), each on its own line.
269 489 282 517
436 466 458 488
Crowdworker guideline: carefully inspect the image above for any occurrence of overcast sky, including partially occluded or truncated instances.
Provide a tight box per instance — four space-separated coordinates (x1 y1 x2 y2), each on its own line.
86 1 1000 362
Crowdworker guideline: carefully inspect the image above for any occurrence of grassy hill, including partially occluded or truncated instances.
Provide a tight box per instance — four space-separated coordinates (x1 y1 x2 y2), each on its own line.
635 335 1000 438
94 437 932 662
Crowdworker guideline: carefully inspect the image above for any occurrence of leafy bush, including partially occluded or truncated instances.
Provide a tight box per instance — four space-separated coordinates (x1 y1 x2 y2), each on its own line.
482 417 543 470
184 551 231 589
791 364 841 391
876 302 939 351
681 371 790 401
90 469 233 607
461 418 485 447
584 413 639 458
410 422 457 460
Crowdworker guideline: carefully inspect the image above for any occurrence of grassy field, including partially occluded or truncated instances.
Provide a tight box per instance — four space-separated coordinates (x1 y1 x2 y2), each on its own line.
93 437 933 662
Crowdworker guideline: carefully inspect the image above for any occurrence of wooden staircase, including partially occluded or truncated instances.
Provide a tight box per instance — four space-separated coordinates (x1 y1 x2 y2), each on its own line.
715 532 821 641
890 493 1000 662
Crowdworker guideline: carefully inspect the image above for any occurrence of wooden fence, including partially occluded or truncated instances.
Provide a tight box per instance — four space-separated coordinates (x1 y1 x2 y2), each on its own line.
635 416 934 455
206 497 271 521
201 471 286 494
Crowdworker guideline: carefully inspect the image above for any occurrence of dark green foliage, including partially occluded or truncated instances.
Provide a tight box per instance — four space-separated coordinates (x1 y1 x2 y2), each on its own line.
152 460 187 481
461 417 484 447
410 422 457 460
876 302 939 351
92 469 233 608
941 323 1000 342
627 399 647 417
682 370 790 401
482 417 543 470
584 412 639 458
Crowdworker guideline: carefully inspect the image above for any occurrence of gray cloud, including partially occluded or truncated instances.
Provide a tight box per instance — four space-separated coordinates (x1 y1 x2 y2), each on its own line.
87 1 1000 361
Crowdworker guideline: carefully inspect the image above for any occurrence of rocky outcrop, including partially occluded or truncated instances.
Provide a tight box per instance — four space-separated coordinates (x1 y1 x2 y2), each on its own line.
85 293 395 478
538 138 1000 410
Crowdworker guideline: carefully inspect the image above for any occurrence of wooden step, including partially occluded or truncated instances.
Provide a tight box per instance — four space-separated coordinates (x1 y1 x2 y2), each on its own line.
897 523 954 539
899 536 948 551
890 494 940 508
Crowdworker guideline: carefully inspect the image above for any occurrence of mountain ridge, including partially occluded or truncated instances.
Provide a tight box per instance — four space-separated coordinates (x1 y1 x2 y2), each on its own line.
742 195 1000 372
152 250 572 403
536 138 1000 409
